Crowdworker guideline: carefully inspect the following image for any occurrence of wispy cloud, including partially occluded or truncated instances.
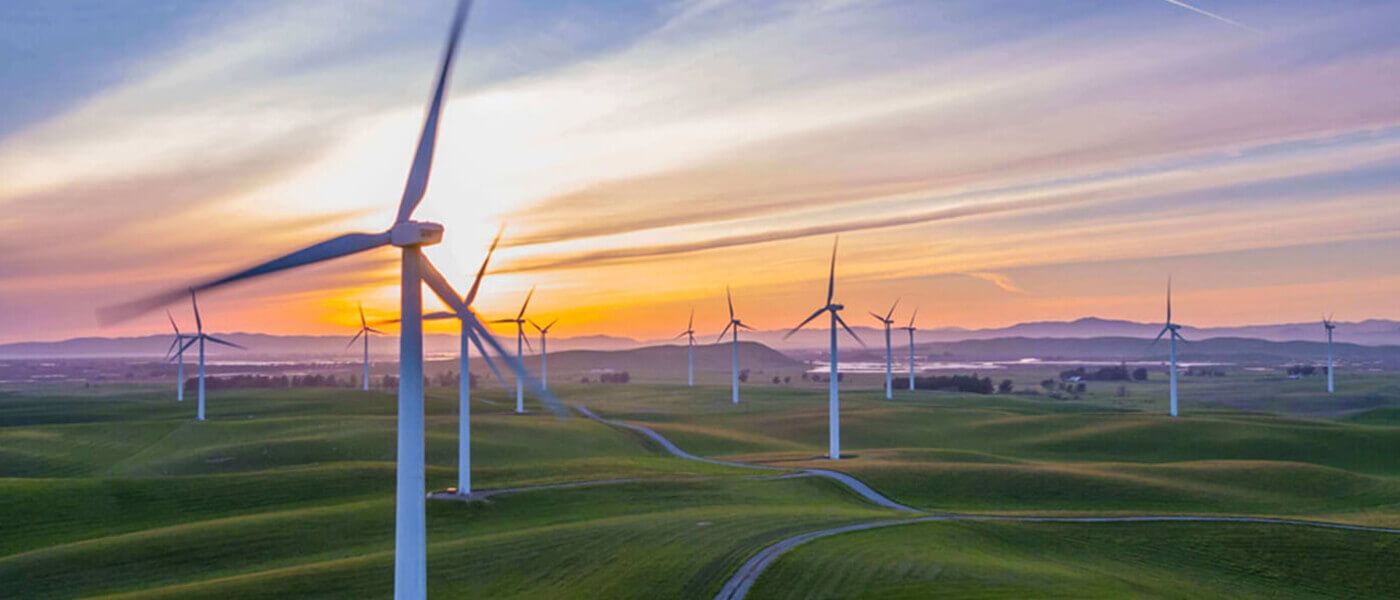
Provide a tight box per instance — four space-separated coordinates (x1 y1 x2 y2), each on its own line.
967 272 1024 294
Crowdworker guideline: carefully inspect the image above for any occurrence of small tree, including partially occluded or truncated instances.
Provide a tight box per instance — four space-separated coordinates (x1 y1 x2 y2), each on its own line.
1132 368 1148 381
998 379 1014 394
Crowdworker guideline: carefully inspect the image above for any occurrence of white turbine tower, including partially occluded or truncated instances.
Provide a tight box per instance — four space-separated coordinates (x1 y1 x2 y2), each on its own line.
97 4 564 597
676 308 696 387
1323 314 1337 393
717 287 754 404
869 299 899 399
900 308 918 391
529 318 558 390
493 287 535 413
173 291 246 421
347 302 383 391
1151 278 1187 418
786 237 865 460
164 311 192 402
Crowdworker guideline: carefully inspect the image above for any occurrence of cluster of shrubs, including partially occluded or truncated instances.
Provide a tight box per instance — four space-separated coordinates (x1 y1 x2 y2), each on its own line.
581 371 631 384
186 373 363 391
190 371 480 391
1058 364 1149 382
1285 365 1329 377
893 374 995 394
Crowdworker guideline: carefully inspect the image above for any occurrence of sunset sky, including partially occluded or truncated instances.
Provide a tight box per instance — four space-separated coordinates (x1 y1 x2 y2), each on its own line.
2 0 1399 344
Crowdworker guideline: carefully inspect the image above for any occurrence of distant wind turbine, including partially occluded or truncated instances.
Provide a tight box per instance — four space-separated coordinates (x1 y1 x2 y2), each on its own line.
347 302 384 391
900 308 918 391
676 308 696 387
165 311 192 402
493 287 535 413
786 237 865 460
96 3 567 597
1323 314 1337 393
869 299 900 400
416 229 513 497
529 317 558 390
1151 278 1187 417
174 290 246 421
717 287 754 404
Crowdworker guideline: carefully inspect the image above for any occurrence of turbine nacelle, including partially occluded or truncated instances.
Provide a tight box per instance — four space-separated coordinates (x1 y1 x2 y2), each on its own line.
828 303 844 312
391 221 445 247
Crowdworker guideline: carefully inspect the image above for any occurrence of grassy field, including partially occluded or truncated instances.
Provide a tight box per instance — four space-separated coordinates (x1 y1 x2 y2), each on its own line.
747 520 1400 599
3 373 1400 598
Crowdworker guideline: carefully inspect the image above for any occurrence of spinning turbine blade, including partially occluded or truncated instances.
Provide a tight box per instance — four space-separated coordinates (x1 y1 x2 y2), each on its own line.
347 329 365 349
907 307 918 328
468 329 511 392
885 298 900 321
835 314 866 346
544 318 558 332
786 307 827 339
366 327 385 335
529 319 542 333
726 286 734 320
1166 276 1173 324
716 322 733 343
688 308 694 331
166 337 181 359
204 336 246 350
736 322 755 330
520 330 534 353
359 302 367 328
177 337 198 355
99 232 394 324
167 311 180 336
464 224 503 306
468 319 568 418
826 237 838 305
191 291 203 333
1151 326 1169 346
394 0 473 224
869 311 886 323
517 286 535 320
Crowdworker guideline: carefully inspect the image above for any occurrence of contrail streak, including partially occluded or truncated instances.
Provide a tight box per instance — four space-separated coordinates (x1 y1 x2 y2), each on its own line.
1157 0 1261 33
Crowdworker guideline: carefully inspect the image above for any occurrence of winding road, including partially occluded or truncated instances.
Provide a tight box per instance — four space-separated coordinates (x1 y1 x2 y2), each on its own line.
568 405 1400 600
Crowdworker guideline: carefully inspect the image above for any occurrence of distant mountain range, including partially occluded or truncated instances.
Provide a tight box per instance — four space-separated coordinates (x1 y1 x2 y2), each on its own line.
2 317 1396 359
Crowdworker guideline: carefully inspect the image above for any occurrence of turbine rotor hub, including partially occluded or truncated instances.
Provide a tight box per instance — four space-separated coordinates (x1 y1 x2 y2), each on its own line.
391 221 445 247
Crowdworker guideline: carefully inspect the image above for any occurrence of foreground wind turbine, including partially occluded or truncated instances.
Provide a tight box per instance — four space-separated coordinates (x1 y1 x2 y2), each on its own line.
717 287 754 404
1323 314 1337 393
165 311 192 402
493 287 535 413
173 291 246 421
869 299 899 399
94 4 565 597
347 302 384 391
786 237 864 460
1151 278 1187 417
676 308 696 386
529 317 558 390
900 308 918 391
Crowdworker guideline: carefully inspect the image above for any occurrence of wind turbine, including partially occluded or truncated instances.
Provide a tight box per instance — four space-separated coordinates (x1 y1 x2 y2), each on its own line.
785 237 864 460
529 317 558 390
95 3 566 597
173 291 246 421
347 302 383 391
676 308 696 387
164 311 192 402
1323 314 1337 393
492 287 535 413
416 229 511 497
717 287 754 404
1151 278 1187 417
900 308 918 391
869 299 899 399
